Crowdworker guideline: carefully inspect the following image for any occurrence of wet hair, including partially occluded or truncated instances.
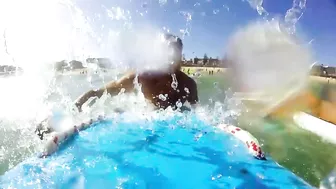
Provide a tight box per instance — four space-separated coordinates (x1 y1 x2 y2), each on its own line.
163 33 183 53
162 33 183 65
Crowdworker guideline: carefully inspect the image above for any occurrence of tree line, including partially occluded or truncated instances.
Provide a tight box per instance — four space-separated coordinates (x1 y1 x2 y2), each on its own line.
53 54 229 72
182 54 227 67
54 58 112 71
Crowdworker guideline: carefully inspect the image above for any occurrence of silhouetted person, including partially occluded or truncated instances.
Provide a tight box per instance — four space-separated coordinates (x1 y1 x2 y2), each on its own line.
74 33 198 111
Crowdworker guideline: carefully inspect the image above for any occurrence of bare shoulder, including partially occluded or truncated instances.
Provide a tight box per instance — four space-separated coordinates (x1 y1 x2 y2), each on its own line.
117 71 136 84
105 71 136 92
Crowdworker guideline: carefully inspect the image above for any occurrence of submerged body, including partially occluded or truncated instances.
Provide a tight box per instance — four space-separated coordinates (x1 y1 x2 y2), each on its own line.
74 33 198 112
75 70 198 111
138 70 198 109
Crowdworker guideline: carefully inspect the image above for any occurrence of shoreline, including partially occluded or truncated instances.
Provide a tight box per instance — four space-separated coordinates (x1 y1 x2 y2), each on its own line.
54 67 336 84
55 66 228 76
310 75 336 85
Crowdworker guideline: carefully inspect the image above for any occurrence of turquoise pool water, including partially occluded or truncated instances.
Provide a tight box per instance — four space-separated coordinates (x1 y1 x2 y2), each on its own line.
1 112 312 189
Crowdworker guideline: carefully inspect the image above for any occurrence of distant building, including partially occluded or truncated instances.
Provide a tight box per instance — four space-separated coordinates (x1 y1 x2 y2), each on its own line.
69 60 85 70
310 64 336 78
182 59 194 66
208 58 220 67
54 60 85 71
326 66 336 78
182 58 222 67
0 65 23 75
86 58 114 69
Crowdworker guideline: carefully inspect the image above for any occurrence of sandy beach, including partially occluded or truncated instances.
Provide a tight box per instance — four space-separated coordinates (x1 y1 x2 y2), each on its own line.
310 75 336 85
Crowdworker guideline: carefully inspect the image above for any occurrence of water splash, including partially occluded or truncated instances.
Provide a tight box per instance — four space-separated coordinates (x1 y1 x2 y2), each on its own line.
159 0 168 6
245 0 307 34
0 0 314 177
284 0 307 34
225 19 313 113
194 2 201 7
223 5 230 12
213 9 220 15
179 11 193 38
171 74 178 90
233 0 311 116
0 0 104 173
246 0 269 17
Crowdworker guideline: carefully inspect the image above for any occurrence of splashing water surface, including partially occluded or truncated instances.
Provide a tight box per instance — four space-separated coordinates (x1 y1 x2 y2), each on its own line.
0 0 330 187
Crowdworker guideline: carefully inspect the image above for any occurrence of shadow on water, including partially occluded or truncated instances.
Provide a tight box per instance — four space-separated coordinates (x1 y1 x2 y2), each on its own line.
77 125 309 189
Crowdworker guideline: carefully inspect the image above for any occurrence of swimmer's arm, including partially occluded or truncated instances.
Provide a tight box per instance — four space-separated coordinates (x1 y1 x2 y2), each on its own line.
74 73 136 112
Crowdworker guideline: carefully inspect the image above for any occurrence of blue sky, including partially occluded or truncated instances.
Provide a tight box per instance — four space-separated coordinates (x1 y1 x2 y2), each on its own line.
76 0 336 65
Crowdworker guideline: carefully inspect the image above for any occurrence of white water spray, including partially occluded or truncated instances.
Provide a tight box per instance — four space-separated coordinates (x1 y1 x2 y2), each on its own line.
229 0 312 113
0 0 321 183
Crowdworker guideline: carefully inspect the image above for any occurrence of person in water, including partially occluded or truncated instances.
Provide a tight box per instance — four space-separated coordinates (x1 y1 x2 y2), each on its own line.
36 33 198 139
74 33 198 112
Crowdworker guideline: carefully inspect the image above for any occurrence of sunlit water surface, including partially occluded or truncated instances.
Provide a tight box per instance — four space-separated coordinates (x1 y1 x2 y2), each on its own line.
1 0 335 187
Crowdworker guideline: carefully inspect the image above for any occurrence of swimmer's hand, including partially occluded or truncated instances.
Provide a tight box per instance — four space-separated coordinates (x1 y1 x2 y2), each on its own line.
35 118 53 140
74 74 136 112
74 89 104 112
